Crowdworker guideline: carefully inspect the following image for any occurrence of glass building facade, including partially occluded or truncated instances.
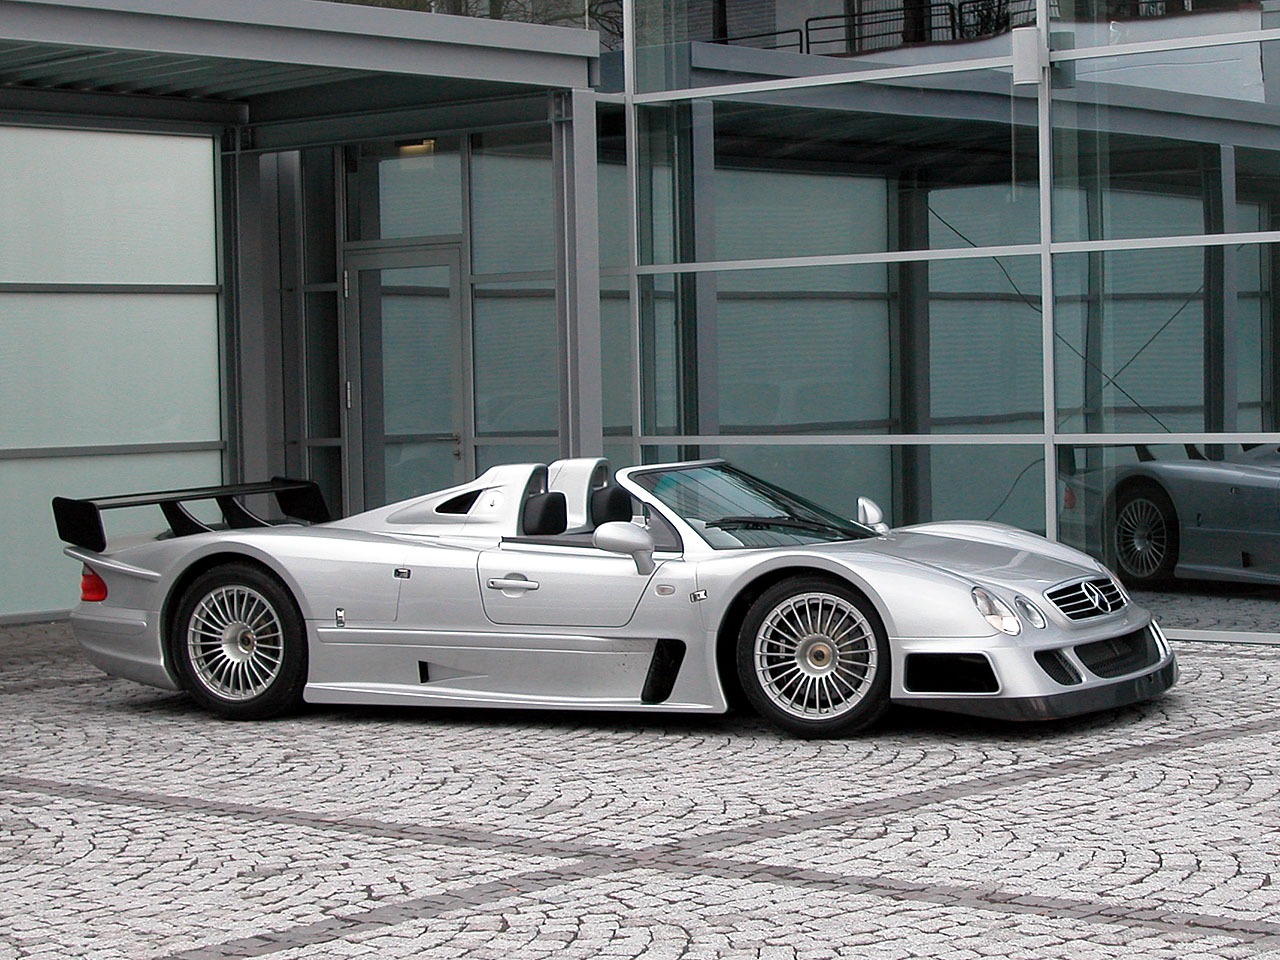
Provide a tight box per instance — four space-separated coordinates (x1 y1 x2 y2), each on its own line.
4 0 1280 618
603 0 1280 600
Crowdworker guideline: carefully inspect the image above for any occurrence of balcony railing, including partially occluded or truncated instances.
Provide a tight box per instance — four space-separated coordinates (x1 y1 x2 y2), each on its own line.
709 0 1246 58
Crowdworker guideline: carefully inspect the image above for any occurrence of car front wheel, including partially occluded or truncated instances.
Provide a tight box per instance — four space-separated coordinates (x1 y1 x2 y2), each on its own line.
737 577 890 738
170 564 307 720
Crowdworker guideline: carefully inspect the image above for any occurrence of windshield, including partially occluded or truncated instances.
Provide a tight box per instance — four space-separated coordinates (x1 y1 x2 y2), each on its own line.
631 462 875 549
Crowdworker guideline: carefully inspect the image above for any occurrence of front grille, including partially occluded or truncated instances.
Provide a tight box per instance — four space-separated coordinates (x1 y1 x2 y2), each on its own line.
1035 649 1082 686
1075 627 1161 679
1045 577 1127 621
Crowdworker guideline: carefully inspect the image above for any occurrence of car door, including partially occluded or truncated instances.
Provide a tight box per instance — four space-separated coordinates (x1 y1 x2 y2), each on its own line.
477 540 659 628
1171 460 1280 572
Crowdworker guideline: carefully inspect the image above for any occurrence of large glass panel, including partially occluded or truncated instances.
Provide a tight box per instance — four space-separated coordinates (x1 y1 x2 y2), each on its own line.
0 294 221 449
640 74 1038 264
1054 242 1278 434
929 255 1044 433
0 450 222 617
643 442 1045 531
710 444 894 520
602 275 634 438
640 274 681 434
1052 43 1280 242
304 292 341 441
473 280 560 438
359 262 463 506
301 148 338 285
476 443 563 472
1051 0 1273 50
599 105 630 269
641 257 1043 436
714 266 892 434
471 129 554 275
636 106 678 266
0 128 215 284
635 0 1024 93
1057 443 1280 625
345 138 462 242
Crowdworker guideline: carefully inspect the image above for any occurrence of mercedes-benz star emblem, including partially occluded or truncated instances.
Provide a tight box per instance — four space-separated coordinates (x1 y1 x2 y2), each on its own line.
1081 581 1114 614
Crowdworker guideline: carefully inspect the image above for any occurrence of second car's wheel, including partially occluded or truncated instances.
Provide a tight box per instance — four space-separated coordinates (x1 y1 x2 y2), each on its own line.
170 563 307 720
736 577 890 738
1112 485 1179 583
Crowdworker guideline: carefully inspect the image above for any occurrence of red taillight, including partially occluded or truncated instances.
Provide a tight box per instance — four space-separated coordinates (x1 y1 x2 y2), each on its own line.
80 567 108 602
1063 484 1078 511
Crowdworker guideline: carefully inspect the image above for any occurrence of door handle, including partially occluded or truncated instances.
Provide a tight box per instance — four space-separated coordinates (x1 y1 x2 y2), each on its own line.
487 577 540 592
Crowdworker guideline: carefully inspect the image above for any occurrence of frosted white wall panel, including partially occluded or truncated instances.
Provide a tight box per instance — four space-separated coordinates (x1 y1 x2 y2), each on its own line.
0 451 222 617
714 169 887 261
472 286 558 435
376 152 462 239
0 294 221 448
0 128 216 284
471 153 554 275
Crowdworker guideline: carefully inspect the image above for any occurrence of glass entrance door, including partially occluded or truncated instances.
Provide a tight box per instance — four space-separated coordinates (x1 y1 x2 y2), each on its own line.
345 247 469 510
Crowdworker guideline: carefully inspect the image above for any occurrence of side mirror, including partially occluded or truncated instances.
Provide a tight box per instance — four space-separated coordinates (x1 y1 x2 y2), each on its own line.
857 497 891 536
593 521 656 575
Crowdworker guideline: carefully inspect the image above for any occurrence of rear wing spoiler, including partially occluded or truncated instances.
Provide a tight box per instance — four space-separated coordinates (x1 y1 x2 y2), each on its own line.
52 477 331 553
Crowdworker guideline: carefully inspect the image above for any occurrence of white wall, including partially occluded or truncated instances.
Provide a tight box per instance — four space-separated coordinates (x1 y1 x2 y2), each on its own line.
0 127 223 619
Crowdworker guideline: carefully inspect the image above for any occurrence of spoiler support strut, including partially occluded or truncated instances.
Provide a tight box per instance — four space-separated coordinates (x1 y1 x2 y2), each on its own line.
52 478 330 553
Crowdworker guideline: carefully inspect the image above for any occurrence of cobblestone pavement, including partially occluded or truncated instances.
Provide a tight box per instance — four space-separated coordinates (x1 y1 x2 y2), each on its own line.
1132 585 1280 637
2 622 1279 960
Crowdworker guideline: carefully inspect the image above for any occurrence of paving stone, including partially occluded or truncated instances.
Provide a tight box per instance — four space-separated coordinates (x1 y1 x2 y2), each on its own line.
2 623 1280 958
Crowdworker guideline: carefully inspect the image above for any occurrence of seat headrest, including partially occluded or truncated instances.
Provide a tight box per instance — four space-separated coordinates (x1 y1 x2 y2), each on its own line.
590 485 633 526
521 491 567 536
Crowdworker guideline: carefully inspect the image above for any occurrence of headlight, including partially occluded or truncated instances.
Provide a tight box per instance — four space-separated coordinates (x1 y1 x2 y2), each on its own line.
973 587 1021 636
1014 596 1047 629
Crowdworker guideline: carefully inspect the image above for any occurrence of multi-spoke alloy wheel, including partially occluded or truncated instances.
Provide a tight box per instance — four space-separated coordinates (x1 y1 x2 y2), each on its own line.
737 577 889 737
1112 486 1178 583
187 585 284 701
171 564 306 719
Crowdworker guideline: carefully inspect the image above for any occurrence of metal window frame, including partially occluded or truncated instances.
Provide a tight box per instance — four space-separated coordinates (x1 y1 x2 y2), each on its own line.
618 0 1280 544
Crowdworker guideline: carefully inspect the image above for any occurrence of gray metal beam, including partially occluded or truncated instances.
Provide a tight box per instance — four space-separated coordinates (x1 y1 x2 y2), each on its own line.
0 0 597 89
0 84 245 125
243 92 551 152
553 88 604 457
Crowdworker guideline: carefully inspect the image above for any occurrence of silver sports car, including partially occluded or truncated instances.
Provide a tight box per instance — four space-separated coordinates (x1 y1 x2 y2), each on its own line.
1061 443 1280 586
54 458 1176 737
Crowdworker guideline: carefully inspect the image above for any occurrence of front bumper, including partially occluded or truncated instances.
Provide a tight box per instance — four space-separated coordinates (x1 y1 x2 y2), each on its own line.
906 657 1177 721
889 611 1178 722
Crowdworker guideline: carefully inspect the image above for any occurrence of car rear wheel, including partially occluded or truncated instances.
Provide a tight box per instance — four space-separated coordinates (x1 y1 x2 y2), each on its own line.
737 577 890 738
1112 485 1179 583
171 564 307 720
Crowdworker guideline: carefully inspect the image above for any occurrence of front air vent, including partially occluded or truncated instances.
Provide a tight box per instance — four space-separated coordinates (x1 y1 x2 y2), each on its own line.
1035 649 1082 686
1045 577 1126 621
905 654 999 693
1075 627 1161 679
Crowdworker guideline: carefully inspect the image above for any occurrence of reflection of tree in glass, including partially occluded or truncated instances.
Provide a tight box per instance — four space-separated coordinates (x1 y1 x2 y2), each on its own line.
313 0 624 50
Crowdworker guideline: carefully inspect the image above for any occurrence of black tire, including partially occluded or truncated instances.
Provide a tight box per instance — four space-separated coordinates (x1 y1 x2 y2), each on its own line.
1111 484 1179 584
736 576 890 738
170 563 307 720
